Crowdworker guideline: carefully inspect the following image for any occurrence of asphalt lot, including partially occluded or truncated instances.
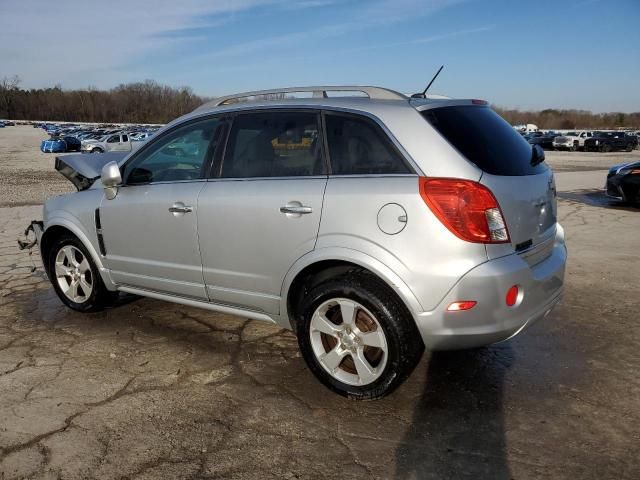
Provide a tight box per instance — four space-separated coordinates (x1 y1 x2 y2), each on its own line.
0 126 639 479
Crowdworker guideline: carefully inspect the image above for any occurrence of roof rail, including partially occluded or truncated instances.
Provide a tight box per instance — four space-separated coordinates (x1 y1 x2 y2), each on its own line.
196 86 408 110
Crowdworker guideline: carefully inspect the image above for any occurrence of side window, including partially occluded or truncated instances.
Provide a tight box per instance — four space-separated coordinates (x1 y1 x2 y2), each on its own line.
325 113 411 175
123 117 220 184
221 111 322 178
122 134 128 142
107 135 120 143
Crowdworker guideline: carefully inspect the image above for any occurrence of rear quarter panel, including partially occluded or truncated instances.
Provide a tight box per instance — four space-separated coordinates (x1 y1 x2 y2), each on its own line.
316 176 488 312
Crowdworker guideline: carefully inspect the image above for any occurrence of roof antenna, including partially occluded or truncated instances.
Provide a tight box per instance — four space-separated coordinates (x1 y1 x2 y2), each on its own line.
411 65 444 99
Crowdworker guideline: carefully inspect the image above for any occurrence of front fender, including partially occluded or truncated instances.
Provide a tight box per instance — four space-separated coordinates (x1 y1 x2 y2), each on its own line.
43 211 116 290
279 246 424 329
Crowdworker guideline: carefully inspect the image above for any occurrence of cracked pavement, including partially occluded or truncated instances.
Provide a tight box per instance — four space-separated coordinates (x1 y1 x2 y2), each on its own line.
1 150 639 478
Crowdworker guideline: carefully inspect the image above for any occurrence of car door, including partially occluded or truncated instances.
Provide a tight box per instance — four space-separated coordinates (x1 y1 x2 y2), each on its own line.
99 116 222 299
197 110 327 314
105 134 121 152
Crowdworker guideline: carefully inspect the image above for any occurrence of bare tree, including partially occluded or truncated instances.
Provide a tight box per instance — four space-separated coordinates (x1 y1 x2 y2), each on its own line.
0 75 21 119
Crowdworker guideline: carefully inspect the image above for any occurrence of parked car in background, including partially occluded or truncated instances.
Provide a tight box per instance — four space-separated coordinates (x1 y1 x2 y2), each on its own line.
625 132 639 150
40 138 68 153
528 132 559 150
513 123 539 134
130 131 154 142
62 135 82 152
4 120 15 126
552 131 594 151
606 161 640 204
584 132 635 152
0 121 5 128
81 133 132 153
20 85 566 399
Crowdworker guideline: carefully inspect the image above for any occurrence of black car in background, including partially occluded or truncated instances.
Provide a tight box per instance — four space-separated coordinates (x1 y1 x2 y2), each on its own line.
606 161 640 204
527 132 559 150
584 132 635 152
61 135 82 152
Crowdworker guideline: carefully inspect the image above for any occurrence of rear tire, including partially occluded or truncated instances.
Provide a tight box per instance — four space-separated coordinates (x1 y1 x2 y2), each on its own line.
47 235 117 312
296 271 424 400
601 143 611 153
625 144 633 152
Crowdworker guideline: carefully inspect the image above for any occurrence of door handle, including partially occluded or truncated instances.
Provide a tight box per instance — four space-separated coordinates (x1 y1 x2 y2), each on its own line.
169 203 193 214
280 205 312 215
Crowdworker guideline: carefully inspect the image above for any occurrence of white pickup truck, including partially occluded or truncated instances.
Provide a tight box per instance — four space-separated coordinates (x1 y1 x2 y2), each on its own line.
81 133 132 153
552 131 594 151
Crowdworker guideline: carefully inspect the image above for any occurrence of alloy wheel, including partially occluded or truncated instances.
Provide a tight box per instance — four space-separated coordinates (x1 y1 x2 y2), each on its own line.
55 245 93 303
309 298 388 386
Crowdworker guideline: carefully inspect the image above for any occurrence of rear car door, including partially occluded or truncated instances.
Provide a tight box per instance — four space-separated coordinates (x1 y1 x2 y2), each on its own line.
197 110 327 314
99 116 222 298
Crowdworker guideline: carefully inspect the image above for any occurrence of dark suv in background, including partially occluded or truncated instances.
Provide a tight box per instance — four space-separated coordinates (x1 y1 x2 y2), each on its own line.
584 132 635 152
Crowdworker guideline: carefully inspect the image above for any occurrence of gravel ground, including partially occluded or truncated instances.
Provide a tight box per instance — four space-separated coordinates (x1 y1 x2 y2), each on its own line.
0 125 639 479
0 126 74 207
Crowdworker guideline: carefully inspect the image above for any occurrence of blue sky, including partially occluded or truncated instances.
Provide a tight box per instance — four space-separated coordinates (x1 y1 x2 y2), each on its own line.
1 0 639 112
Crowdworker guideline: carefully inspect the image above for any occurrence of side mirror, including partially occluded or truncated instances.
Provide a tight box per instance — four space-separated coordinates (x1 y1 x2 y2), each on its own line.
101 161 122 200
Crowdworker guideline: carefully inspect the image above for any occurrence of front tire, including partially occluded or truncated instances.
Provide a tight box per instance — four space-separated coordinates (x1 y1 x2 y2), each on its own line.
91 147 103 153
296 271 424 400
47 235 117 312
601 143 611 153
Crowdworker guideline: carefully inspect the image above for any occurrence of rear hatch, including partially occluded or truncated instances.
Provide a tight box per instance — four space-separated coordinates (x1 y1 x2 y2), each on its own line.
421 105 557 262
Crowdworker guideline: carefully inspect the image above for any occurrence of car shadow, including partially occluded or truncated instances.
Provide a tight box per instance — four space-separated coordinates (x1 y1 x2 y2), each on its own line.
395 345 514 480
558 188 640 211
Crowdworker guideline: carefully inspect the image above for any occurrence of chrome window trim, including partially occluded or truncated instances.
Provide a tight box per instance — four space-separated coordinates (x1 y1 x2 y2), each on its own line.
118 178 207 189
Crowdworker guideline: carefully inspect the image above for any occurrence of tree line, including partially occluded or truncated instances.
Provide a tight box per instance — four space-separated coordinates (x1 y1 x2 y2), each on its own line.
1 75 639 128
493 107 640 130
0 76 208 124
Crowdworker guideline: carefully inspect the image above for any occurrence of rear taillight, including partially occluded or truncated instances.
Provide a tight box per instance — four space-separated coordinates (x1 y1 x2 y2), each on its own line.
419 177 510 244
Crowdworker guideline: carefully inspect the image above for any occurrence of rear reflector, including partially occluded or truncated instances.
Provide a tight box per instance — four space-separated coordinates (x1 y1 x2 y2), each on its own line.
419 177 510 244
447 301 477 311
506 285 519 307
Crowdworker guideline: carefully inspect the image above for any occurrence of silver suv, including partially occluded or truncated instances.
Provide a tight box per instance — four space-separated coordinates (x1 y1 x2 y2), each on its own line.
22 86 566 399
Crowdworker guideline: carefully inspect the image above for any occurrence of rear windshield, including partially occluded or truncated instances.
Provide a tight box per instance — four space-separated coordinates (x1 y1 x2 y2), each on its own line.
422 106 548 176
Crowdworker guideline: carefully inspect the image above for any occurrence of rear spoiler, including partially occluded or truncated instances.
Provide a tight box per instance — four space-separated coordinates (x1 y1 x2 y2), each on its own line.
55 152 128 191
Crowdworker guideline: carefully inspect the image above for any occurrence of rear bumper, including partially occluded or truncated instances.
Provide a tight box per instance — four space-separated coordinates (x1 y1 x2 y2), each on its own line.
414 226 567 350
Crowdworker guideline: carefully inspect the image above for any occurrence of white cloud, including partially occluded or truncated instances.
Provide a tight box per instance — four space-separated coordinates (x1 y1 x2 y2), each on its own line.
0 0 293 88
0 0 467 89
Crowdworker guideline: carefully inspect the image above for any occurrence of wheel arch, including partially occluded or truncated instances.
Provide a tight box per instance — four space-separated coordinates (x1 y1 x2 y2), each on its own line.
281 248 423 332
41 219 115 290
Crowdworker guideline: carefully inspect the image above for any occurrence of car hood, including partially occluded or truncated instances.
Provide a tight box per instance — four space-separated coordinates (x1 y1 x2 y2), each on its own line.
609 161 640 174
55 152 129 191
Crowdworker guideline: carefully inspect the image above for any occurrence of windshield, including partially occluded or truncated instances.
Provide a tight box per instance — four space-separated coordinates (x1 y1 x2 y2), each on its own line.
422 106 548 176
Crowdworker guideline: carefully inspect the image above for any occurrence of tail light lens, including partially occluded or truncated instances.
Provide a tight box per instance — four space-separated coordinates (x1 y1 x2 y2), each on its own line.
419 177 510 244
